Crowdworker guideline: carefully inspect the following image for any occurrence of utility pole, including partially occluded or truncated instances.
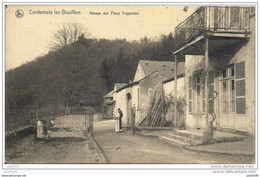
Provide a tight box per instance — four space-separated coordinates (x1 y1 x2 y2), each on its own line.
174 54 178 127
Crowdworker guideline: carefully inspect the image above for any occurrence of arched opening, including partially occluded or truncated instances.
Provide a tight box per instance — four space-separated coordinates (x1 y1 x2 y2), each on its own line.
126 93 132 126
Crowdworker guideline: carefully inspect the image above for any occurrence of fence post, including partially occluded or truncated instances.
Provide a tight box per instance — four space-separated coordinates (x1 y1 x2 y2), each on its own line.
36 105 39 120
89 109 93 136
85 114 87 126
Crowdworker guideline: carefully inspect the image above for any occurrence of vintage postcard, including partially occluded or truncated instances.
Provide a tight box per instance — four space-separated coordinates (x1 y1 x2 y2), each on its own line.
2 2 258 176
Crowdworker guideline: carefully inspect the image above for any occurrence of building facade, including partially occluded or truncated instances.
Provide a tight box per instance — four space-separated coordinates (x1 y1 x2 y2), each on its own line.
113 60 185 126
102 91 114 118
173 6 255 134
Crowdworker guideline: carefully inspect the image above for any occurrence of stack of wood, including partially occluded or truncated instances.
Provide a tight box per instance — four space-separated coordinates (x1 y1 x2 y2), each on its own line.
139 95 166 127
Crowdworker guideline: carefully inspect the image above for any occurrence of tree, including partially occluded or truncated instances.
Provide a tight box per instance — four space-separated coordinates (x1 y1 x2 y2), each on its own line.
116 48 131 83
49 23 90 51
100 58 111 92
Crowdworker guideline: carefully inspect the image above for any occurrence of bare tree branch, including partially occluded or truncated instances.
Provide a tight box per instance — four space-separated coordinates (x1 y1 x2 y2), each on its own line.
49 23 91 51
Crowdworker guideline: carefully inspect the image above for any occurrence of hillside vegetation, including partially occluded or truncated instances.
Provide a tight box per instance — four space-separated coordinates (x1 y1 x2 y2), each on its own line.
6 33 177 114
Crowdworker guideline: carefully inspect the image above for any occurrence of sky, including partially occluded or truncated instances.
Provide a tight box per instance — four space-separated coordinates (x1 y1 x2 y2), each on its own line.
5 5 198 71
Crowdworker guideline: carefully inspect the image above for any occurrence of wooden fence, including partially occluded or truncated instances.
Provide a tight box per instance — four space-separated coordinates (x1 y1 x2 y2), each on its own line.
54 114 93 134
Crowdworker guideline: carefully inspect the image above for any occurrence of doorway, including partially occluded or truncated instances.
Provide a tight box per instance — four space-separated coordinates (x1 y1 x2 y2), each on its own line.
126 93 132 126
219 65 236 129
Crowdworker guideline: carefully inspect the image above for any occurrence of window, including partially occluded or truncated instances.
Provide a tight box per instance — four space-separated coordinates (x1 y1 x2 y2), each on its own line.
221 80 229 113
222 68 227 78
195 74 207 114
189 74 208 114
230 67 235 77
196 75 200 84
221 65 234 79
230 80 235 112
220 65 236 114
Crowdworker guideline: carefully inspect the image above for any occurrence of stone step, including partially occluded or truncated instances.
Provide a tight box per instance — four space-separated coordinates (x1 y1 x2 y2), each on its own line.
173 129 203 141
216 127 249 136
163 133 202 145
158 135 190 147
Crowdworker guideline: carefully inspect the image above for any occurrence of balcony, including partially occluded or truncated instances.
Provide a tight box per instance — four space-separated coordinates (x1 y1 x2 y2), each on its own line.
174 6 250 50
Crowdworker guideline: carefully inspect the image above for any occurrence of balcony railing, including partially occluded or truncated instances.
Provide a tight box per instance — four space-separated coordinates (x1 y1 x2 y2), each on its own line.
175 6 250 49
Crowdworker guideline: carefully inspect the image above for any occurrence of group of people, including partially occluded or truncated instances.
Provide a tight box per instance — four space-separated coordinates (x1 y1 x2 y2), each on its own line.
114 108 123 133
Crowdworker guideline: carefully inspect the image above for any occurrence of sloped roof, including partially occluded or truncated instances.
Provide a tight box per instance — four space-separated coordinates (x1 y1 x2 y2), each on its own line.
103 90 114 98
114 83 127 91
139 60 185 80
163 73 185 84
115 72 158 93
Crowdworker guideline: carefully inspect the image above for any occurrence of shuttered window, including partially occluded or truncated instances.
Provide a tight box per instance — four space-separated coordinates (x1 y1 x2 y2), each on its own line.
236 80 245 96
236 62 245 79
235 62 246 114
236 98 246 114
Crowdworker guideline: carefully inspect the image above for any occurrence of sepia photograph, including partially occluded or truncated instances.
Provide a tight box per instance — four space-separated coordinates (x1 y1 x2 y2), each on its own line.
2 2 258 176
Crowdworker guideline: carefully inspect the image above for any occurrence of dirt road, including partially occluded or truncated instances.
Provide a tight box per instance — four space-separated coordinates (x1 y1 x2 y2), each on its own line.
5 130 101 164
93 120 254 164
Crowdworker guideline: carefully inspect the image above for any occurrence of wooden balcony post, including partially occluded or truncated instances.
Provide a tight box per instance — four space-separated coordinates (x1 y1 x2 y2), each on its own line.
204 36 209 130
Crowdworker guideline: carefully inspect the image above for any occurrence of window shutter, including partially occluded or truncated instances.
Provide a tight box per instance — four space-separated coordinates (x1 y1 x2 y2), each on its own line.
236 80 245 96
236 62 245 79
235 62 246 114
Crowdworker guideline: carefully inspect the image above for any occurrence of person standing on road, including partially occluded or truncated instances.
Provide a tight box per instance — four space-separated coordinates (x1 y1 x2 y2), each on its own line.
117 108 123 132
114 108 123 133
114 110 119 133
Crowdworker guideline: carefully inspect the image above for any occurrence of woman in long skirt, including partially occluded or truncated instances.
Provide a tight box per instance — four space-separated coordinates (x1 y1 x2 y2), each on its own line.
37 120 45 139
115 118 120 132
114 110 120 133
36 119 50 140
